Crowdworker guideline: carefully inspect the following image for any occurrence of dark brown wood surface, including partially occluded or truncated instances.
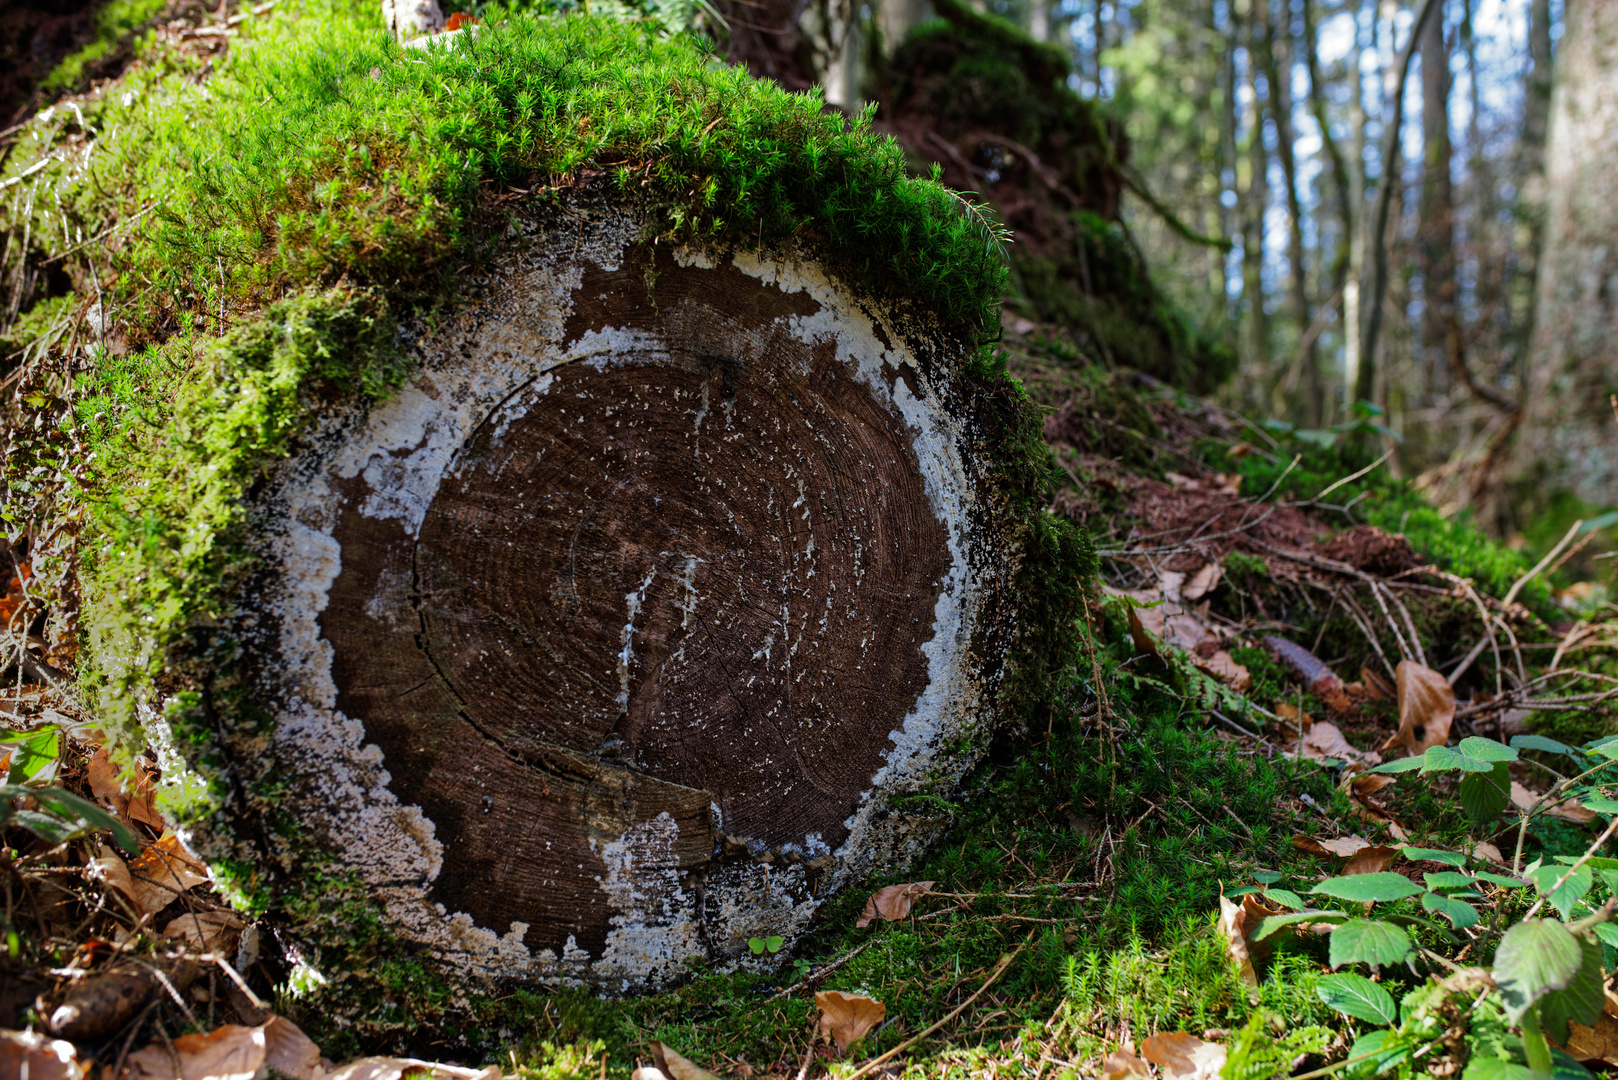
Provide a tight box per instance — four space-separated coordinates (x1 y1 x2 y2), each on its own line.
316 246 952 961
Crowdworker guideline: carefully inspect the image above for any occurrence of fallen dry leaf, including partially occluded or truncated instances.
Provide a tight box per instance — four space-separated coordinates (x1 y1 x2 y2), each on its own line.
125 833 210 917
1112 586 1249 691
324 1060 500 1080
1345 770 1395 797
648 1043 718 1080
1100 1047 1149 1080
1473 841 1506 865
1378 661 1455 758
1140 1032 1227 1080
815 991 885 1055
1182 562 1223 601
0 1028 82 1080
126 1016 321 1080
1343 846 1401 876
856 881 935 928
88 852 139 912
1218 895 1256 987
1218 892 1282 988
1511 781 1597 824
162 910 247 954
1283 716 1380 767
1313 836 1373 858
87 749 167 833
1564 983 1618 1066
629 1070 669 1080
1193 650 1251 693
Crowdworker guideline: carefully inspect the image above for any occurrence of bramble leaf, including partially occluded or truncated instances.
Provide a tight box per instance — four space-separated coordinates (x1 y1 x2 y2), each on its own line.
1311 873 1423 903
1317 973 1397 1025
1420 891 1479 929
1329 918 1413 970
1459 762 1512 823
1492 919 1584 1025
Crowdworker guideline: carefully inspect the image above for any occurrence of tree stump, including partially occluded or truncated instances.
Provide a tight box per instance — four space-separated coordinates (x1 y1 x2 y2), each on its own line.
218 197 1034 990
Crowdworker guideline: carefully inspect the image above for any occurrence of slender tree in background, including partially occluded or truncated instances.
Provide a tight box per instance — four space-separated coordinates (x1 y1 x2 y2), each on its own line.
1417 0 1453 406
1513 0 1618 512
1241 0 1270 382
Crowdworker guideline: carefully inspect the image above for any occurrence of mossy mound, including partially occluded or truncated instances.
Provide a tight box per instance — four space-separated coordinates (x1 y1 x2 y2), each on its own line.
871 0 1236 393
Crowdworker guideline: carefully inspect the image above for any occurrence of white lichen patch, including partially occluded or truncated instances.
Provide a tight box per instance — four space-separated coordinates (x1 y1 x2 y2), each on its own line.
252 205 1009 988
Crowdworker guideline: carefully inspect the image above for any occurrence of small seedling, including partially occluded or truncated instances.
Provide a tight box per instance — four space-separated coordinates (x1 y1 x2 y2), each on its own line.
747 935 784 956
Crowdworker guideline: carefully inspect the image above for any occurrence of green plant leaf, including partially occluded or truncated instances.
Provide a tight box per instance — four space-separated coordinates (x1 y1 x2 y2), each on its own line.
1252 871 1282 885
747 937 765 955
1476 871 1528 888
1462 1054 1595 1080
1511 735 1577 758
1528 864 1594 921
1316 972 1397 1025
765 935 784 953
1402 846 1467 867
1264 887 1305 911
1592 923 1618 950
1580 798 1618 817
1253 910 1350 941
1344 1029 1410 1079
1421 891 1480 929
1459 762 1512 823
1492 919 1585 1025
1537 936 1604 1045
1458 737 1518 763
1370 757 1426 775
1311 873 1423 903
1 727 60 785
1329 918 1413 970
1424 871 1475 891
31 788 139 853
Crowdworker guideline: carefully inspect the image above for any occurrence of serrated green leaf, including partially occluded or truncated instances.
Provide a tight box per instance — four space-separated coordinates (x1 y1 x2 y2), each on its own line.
1423 745 1487 774
1402 846 1467 867
1424 871 1476 891
2 727 60 785
1264 887 1305 911
1476 871 1528 888
1511 734 1577 757
1592 923 1618 949
1460 762 1512 823
1344 1029 1409 1079
1253 910 1350 941
1421 891 1479 928
1458 737 1519 763
1252 871 1282 885
1370 757 1425 775
10 809 73 842
1330 918 1413 970
1312 873 1423 903
1493 919 1585 1024
1317 972 1398 1025
1528 864 1594 921
1580 798 1618 816
1538 936 1604 1044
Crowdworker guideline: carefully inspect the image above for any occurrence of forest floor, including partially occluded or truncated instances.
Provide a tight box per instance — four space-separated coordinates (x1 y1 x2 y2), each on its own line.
3 326 1618 1080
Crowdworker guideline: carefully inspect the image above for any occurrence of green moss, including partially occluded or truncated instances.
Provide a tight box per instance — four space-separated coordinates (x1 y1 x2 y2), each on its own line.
40 0 169 96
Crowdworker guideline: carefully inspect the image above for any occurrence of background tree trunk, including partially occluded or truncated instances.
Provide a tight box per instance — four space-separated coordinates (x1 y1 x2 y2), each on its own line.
1514 0 1618 511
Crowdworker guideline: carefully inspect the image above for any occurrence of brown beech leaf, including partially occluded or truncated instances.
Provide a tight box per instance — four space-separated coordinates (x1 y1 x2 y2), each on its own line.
1140 1033 1227 1080
856 881 936 928
127 833 210 917
126 1016 321 1080
1566 1014 1618 1066
1280 711 1381 767
1100 1047 1149 1080
648 1043 719 1080
1182 562 1223 601
1378 661 1455 758
1473 841 1506 866
815 991 885 1054
86 749 167 833
1345 770 1395 797
1192 650 1251 693
162 910 247 954
1343 846 1401 876
1511 781 1597 824
0 1029 83 1080
88 852 139 911
1218 895 1257 988
1359 667 1394 700
1314 836 1373 858
324 1060 500 1080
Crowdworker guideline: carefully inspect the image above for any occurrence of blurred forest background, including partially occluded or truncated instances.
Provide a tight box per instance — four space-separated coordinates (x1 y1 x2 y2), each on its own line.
703 0 1614 551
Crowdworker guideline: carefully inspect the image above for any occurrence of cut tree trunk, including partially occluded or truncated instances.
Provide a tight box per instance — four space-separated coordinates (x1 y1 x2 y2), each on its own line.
207 196 1030 990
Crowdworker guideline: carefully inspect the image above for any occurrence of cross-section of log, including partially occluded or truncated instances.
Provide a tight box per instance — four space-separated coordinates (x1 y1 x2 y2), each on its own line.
234 200 1029 988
